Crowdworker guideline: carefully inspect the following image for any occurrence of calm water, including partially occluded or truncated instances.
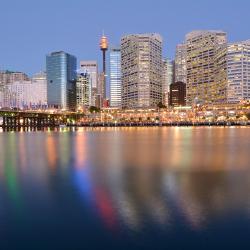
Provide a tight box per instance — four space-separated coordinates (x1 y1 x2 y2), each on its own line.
1 127 250 249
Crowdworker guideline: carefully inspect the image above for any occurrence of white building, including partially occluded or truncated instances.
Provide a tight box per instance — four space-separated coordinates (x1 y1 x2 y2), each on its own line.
162 58 174 106
0 72 47 109
121 33 163 108
185 30 227 105
109 47 121 108
80 61 98 106
175 44 186 83
76 73 90 108
215 40 250 103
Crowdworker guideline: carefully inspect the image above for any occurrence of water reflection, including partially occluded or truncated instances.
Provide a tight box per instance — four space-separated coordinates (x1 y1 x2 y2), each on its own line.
0 127 250 248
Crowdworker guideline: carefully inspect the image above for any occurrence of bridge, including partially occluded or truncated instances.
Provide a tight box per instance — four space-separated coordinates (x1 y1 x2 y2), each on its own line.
0 110 85 128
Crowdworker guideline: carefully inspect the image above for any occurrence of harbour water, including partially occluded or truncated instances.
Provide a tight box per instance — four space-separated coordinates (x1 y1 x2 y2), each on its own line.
0 127 250 249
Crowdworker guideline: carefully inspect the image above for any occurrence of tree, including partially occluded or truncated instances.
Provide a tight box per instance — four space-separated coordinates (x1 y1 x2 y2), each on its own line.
89 106 100 113
157 102 166 109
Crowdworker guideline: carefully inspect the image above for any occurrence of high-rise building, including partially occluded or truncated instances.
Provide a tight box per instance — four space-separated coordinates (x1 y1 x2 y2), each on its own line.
162 58 174 106
76 73 90 109
175 44 187 83
185 30 227 105
80 61 98 106
121 33 163 108
109 47 122 108
97 72 105 108
46 51 77 110
169 81 186 107
215 40 250 103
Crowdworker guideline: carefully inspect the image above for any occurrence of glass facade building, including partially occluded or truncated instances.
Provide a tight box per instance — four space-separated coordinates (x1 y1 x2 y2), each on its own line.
109 47 121 108
46 51 77 110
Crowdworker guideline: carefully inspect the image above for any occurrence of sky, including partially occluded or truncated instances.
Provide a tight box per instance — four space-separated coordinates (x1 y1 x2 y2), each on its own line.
0 0 250 76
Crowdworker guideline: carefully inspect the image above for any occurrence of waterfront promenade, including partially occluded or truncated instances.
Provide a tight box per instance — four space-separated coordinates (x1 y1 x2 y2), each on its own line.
0 103 250 128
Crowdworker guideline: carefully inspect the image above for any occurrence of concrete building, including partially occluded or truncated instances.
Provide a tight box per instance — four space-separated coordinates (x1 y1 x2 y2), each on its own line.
0 72 47 109
0 71 29 85
109 47 122 108
185 30 227 105
80 61 98 106
76 73 90 109
46 51 77 110
169 81 186 107
121 33 163 108
97 72 105 108
175 44 187 83
215 40 250 103
162 58 174 106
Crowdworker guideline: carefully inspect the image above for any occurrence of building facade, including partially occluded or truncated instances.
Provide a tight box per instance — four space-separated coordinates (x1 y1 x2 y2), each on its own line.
175 43 187 83
121 33 163 108
0 72 47 109
0 71 29 85
109 47 122 108
169 81 186 107
162 58 174 106
80 61 98 106
185 30 227 105
76 73 90 109
215 40 250 103
46 51 77 110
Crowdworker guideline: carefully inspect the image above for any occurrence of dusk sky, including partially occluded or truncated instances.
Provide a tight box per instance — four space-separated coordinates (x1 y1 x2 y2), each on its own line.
0 0 249 75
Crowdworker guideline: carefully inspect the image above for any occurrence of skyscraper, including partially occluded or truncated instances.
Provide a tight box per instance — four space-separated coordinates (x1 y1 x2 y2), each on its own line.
80 61 98 106
121 33 163 108
109 47 121 108
175 44 187 83
185 30 227 105
76 73 90 109
46 51 77 110
215 40 250 103
162 58 174 106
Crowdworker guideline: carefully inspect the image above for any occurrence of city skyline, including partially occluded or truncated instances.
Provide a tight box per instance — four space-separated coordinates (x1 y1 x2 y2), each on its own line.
1 0 250 75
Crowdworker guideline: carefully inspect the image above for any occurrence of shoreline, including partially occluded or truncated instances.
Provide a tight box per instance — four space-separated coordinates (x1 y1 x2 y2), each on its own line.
0 121 250 130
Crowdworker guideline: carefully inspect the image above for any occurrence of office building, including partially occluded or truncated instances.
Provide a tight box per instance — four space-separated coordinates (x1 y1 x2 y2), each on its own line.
109 47 122 108
169 81 186 107
215 40 250 103
46 51 77 110
162 58 174 106
0 72 47 109
185 30 227 105
76 73 90 109
80 61 98 106
175 44 187 83
121 33 163 108
0 71 29 85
